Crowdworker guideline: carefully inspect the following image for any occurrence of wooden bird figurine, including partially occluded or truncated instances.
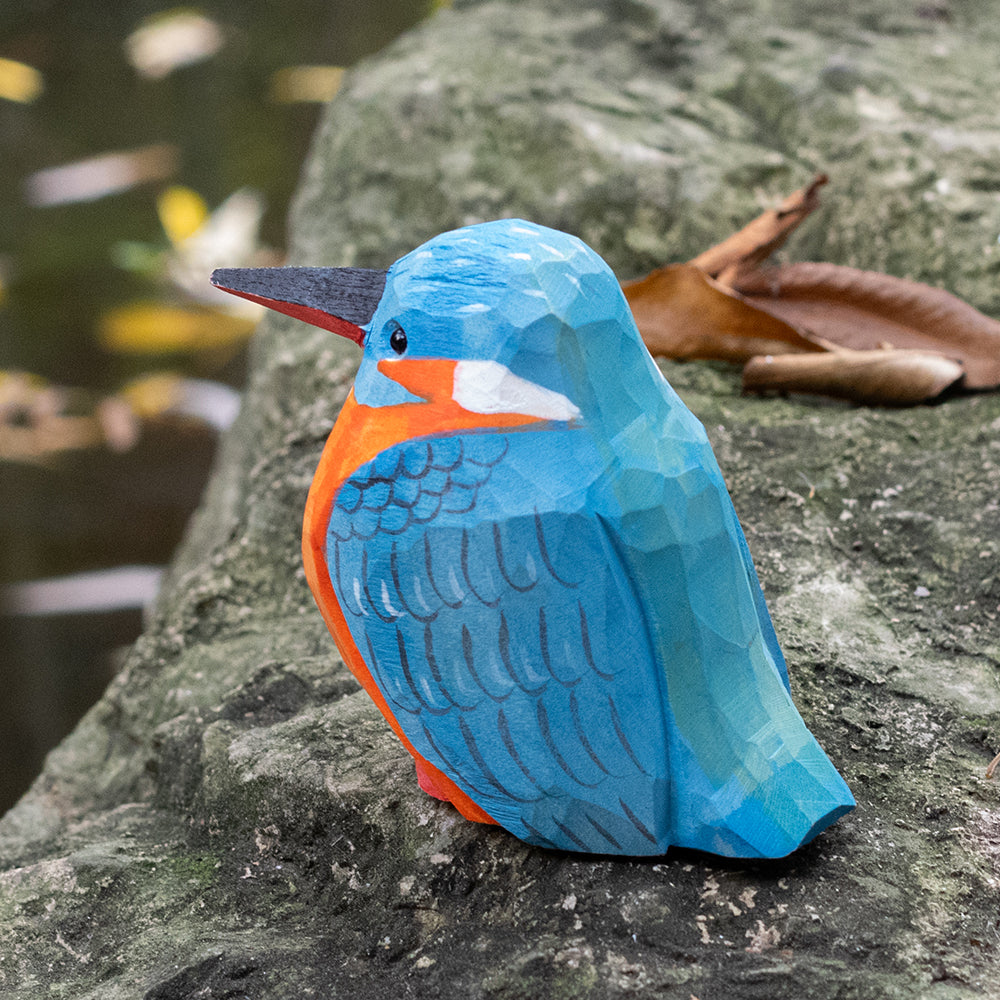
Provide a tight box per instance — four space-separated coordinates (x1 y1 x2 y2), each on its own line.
212 219 853 857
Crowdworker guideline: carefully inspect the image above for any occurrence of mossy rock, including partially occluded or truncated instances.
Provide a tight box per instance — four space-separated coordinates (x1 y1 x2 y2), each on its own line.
2 1 999 996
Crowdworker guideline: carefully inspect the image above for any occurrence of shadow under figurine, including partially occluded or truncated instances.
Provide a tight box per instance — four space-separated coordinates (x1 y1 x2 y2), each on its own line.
212 219 854 858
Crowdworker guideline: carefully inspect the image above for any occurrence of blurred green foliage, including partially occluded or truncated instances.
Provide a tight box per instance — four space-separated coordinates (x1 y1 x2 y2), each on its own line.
0 0 433 813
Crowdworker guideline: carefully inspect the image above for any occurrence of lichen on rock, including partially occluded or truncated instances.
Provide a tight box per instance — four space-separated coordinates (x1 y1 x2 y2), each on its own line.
3 1 1000 996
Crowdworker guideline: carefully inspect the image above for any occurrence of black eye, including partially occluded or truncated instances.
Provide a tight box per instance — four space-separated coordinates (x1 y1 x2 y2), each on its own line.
389 324 407 354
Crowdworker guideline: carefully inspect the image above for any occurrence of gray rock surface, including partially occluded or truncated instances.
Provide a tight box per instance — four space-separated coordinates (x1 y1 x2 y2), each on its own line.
2 1 999 996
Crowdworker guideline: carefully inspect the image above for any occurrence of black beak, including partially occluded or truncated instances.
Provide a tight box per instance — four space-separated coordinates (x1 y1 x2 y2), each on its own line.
210 266 388 345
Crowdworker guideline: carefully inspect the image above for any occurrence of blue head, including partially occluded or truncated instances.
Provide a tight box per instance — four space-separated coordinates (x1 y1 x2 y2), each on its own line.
213 219 676 435
360 220 672 425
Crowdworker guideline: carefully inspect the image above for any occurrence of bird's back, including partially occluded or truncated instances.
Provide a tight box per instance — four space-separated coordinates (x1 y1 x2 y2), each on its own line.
603 390 853 856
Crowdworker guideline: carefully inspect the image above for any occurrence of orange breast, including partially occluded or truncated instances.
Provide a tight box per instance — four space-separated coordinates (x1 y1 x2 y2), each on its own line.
301 387 540 826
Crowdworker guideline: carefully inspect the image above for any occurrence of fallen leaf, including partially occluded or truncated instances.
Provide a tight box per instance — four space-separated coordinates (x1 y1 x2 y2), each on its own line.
269 65 345 103
734 263 1000 389
689 174 827 286
121 374 241 431
119 372 184 417
157 186 209 246
622 263 824 363
0 56 43 104
95 396 141 452
742 348 964 405
99 302 256 353
625 172 1000 404
25 144 179 207
125 10 224 80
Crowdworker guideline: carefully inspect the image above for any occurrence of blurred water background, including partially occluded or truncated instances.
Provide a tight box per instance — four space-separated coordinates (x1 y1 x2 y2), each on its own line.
0 0 436 814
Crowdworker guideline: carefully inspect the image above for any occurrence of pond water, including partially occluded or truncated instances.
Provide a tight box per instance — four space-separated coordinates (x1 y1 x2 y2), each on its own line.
0 0 433 813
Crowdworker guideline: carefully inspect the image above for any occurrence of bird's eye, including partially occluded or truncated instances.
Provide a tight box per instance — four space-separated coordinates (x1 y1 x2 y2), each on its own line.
389 324 407 355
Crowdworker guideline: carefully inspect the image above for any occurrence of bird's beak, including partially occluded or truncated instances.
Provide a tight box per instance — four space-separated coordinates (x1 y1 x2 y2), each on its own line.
210 266 387 346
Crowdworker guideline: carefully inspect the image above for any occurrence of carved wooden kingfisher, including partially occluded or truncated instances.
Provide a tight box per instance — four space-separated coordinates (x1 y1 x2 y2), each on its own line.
212 219 853 858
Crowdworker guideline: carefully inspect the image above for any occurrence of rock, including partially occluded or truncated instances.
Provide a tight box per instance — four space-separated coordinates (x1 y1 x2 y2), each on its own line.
2 1 999 996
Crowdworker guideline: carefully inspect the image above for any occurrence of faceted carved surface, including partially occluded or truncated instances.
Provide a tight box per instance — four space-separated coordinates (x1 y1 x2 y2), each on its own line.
3 1 1000 996
308 220 852 857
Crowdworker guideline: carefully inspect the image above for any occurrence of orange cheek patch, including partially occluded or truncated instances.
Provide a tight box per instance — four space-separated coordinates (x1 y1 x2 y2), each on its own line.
377 357 457 403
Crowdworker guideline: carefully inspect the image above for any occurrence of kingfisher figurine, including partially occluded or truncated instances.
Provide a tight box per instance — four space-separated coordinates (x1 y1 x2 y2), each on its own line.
212 219 853 858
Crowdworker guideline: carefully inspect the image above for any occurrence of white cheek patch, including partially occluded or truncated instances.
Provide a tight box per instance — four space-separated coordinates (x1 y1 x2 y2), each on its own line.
452 360 581 421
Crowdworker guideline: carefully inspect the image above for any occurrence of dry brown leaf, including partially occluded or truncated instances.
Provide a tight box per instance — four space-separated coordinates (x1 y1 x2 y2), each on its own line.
742 348 964 405
689 174 827 286
734 263 1000 389
622 263 825 363
626 172 1000 404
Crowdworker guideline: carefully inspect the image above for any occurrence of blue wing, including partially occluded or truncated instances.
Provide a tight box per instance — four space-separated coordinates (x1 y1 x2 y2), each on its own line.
328 429 674 854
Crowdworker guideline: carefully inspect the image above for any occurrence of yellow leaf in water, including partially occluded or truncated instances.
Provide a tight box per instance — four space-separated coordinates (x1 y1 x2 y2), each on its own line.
119 373 240 430
119 372 183 417
269 66 344 104
99 302 256 353
157 186 209 246
0 57 43 103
